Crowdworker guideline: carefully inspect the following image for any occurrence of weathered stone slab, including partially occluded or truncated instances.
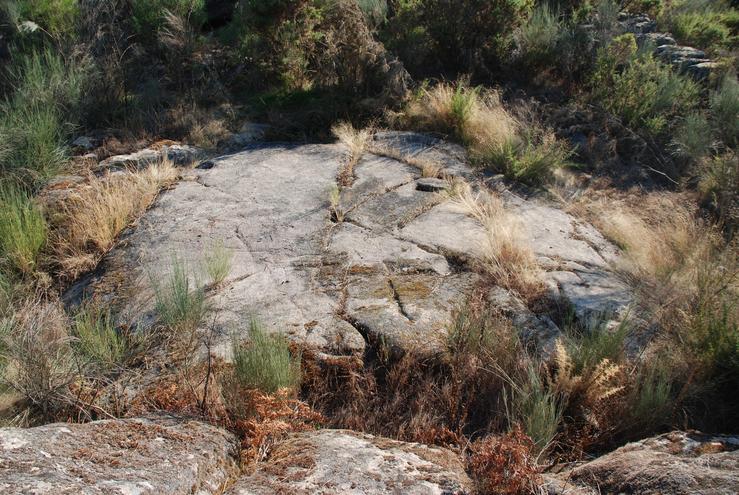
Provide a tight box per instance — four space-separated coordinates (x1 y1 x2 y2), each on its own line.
68 133 633 357
0 417 238 495
228 429 472 495
546 431 739 495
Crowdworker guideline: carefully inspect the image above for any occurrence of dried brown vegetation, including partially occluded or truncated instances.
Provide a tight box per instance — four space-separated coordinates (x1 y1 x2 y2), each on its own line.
451 183 544 299
332 122 373 186
45 160 179 282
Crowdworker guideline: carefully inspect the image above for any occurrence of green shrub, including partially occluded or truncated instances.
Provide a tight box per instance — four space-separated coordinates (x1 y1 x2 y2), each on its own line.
516 3 565 68
592 36 700 135
0 48 90 184
673 112 713 161
151 255 207 332
563 317 629 375
698 152 738 232
627 361 673 431
232 317 301 393
15 0 80 39
413 0 532 75
0 183 47 276
72 305 128 371
710 75 739 149
357 0 388 28
131 0 205 41
671 11 731 48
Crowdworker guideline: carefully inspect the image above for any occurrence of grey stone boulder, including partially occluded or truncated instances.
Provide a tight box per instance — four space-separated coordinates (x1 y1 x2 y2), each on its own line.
545 431 739 495
228 429 472 495
227 122 270 149
68 133 631 357
0 417 239 494
72 136 96 150
97 144 203 171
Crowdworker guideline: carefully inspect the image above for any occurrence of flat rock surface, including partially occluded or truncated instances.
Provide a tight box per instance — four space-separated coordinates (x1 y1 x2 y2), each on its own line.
228 429 472 495
0 417 238 494
546 431 739 494
68 133 631 355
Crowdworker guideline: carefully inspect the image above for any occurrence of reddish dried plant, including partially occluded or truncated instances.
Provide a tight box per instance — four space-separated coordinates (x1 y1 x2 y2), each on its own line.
468 426 541 495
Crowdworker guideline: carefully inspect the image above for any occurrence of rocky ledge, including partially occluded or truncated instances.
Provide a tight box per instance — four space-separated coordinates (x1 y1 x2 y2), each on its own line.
546 431 739 494
0 419 471 495
67 132 630 358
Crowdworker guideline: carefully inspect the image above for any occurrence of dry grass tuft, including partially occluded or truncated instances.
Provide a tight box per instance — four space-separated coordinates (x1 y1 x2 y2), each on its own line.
451 183 543 298
368 144 444 178
570 192 717 288
332 122 372 186
0 297 78 420
405 82 569 185
47 159 179 282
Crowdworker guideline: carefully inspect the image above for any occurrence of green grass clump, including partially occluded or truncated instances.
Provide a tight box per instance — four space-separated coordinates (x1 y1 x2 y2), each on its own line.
516 3 564 68
15 0 80 38
0 183 47 276
478 130 572 186
203 240 233 286
450 84 479 136
0 48 90 185
668 10 733 50
72 305 128 370
673 112 713 161
510 363 563 456
232 317 301 394
563 316 629 374
152 255 207 332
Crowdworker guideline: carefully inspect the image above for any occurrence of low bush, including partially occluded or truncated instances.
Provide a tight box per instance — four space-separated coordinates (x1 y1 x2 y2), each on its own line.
515 3 566 69
131 0 206 44
0 298 78 420
14 0 80 39
659 1 737 51
698 152 738 234
591 34 700 136
232 318 301 394
710 74 739 149
0 183 47 277
0 48 90 185
468 427 541 495
672 112 713 161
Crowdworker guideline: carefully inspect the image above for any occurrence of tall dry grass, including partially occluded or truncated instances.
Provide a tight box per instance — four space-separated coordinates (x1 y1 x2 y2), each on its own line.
332 121 372 186
404 82 569 185
47 159 179 281
451 183 543 299
570 191 739 432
